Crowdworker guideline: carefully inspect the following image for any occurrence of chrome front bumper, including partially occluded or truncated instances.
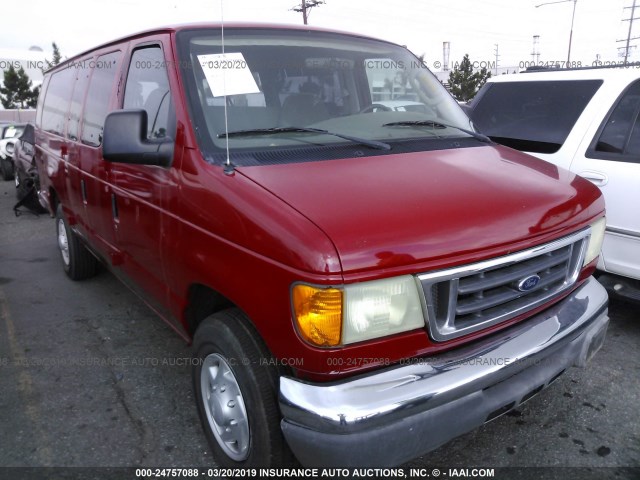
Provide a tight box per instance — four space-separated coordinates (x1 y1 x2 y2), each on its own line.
279 276 609 467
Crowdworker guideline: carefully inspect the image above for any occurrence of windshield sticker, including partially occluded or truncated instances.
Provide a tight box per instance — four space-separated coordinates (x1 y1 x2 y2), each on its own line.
198 52 260 98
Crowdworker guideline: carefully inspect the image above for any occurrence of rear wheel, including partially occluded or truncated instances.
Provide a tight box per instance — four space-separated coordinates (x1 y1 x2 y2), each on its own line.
193 309 294 468
56 203 98 280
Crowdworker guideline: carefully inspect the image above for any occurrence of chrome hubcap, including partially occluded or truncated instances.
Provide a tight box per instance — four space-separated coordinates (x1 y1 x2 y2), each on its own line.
57 219 70 266
201 353 250 460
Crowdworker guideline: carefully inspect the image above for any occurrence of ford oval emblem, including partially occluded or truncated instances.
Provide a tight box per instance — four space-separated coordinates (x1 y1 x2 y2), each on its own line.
518 274 541 292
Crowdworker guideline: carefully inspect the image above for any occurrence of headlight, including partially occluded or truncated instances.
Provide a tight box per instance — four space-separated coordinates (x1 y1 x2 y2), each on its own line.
292 275 425 347
584 216 606 266
343 276 425 344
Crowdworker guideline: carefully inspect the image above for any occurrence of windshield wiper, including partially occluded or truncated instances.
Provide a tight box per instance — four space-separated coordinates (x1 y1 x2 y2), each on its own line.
218 126 391 151
382 120 492 144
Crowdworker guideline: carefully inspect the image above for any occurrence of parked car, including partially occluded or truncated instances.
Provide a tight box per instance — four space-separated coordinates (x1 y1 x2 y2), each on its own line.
35 23 608 468
0 122 26 181
0 122 25 139
12 123 46 212
0 137 16 180
367 100 436 114
468 67 640 300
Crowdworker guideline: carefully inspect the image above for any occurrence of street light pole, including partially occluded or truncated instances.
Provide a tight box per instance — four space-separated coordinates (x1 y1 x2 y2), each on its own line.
536 0 578 65
567 0 577 64
623 1 637 64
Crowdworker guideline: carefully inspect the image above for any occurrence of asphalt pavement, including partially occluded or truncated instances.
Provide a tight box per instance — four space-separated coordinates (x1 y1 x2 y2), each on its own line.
0 179 638 479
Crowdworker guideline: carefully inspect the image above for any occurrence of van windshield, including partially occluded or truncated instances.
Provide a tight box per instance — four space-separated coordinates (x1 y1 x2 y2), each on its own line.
176 28 475 164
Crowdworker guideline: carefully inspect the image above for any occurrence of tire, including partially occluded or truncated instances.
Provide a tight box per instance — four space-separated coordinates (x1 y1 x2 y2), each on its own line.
193 309 295 468
0 157 14 181
56 203 98 280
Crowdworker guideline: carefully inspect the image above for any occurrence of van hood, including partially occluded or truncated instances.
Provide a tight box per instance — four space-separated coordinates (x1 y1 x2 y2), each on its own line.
238 145 604 274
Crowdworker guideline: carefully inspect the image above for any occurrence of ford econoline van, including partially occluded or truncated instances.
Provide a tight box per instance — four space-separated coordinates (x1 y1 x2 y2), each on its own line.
35 23 609 467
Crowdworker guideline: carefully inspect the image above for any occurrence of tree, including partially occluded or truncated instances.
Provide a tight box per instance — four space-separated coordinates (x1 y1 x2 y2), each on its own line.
448 54 491 102
0 65 40 109
43 42 62 72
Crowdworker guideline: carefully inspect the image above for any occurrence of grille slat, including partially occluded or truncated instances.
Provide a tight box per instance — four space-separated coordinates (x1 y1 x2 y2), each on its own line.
418 229 591 342
457 248 571 294
456 287 520 316
455 263 569 315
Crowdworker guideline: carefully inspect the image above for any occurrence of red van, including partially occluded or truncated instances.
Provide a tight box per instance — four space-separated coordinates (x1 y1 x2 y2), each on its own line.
35 23 609 467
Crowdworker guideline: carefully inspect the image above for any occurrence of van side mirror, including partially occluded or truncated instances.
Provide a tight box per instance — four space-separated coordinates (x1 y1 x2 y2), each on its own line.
102 109 173 166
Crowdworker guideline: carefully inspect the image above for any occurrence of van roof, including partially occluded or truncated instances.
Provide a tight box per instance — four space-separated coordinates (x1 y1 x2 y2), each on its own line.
46 22 397 74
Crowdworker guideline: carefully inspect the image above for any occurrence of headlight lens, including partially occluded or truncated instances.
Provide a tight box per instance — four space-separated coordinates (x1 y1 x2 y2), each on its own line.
343 275 425 344
584 216 606 266
292 276 425 347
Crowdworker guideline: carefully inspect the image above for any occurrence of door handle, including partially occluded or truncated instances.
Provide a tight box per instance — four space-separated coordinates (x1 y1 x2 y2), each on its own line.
579 170 608 186
111 193 119 220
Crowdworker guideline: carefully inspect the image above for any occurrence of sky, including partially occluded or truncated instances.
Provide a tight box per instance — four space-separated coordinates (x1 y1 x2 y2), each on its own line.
0 0 635 72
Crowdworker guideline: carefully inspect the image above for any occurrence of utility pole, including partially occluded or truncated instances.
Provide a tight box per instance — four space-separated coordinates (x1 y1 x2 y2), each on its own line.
493 44 500 75
535 0 577 65
531 35 541 64
618 1 640 64
291 1 325 25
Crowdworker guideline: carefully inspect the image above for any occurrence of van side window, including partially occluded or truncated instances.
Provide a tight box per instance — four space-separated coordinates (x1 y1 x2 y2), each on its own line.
81 51 121 147
68 66 91 141
124 47 173 139
35 75 51 129
41 67 75 136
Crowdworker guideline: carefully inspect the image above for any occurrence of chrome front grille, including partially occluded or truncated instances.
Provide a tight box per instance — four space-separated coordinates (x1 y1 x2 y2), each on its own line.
418 228 591 341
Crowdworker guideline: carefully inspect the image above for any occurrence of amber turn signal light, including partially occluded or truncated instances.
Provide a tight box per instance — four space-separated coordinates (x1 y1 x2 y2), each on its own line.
292 285 343 347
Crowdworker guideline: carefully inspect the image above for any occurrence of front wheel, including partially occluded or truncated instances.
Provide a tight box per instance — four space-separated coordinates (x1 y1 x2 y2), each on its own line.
193 309 294 468
56 204 98 280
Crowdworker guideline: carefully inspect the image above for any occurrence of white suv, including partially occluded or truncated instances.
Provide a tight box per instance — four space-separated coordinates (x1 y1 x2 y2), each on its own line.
468 67 640 297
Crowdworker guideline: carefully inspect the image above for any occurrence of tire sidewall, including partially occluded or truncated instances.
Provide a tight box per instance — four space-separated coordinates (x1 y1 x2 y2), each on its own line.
54 203 98 280
55 205 72 275
193 318 282 468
